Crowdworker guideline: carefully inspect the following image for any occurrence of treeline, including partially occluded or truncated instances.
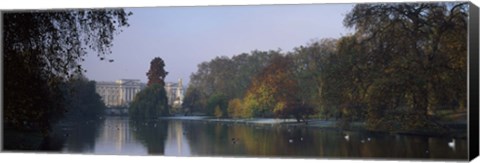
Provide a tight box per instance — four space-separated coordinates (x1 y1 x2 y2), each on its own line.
183 2 468 131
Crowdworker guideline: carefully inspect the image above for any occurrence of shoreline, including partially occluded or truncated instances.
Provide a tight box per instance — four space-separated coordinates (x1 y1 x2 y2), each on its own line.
157 116 467 139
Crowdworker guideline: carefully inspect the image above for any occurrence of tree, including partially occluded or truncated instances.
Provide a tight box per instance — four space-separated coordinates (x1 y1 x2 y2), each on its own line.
129 83 169 118
227 98 245 118
242 55 314 121
130 57 170 118
185 50 281 115
290 39 337 118
63 75 107 120
319 35 372 126
182 87 202 115
146 57 168 87
341 2 468 130
3 9 131 144
205 93 228 117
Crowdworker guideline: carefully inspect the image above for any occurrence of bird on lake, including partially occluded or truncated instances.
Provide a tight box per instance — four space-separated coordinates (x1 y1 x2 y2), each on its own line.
289 139 294 143
300 137 304 141
448 139 456 149
367 137 371 141
344 134 350 141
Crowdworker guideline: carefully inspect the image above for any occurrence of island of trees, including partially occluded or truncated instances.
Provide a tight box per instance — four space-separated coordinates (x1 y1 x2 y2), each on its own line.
129 57 170 119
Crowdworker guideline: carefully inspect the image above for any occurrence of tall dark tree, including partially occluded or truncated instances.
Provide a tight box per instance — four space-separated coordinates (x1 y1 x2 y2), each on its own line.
129 57 170 118
146 57 168 87
4 10 131 80
3 9 130 147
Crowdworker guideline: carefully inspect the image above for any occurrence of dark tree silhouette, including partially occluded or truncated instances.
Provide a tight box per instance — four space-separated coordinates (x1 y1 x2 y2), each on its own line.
146 57 169 87
3 9 130 150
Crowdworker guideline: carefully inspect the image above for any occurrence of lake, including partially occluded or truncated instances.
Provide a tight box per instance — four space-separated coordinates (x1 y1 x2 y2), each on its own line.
59 116 467 160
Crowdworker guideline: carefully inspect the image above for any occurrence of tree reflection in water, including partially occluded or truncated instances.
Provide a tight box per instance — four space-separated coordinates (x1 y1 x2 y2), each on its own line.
129 118 168 154
181 121 467 159
60 119 103 153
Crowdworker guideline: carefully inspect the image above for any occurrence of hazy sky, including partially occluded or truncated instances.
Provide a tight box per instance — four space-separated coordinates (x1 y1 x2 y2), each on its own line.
82 3 355 84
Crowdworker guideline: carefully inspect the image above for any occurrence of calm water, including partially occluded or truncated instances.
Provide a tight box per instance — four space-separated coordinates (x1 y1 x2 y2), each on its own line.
59 116 467 160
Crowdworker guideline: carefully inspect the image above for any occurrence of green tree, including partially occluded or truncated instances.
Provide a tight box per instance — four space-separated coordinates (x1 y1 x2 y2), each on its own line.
129 83 169 118
63 75 107 120
129 57 170 118
319 35 372 126
205 93 228 117
3 9 130 149
290 39 337 118
182 86 202 115
147 57 169 87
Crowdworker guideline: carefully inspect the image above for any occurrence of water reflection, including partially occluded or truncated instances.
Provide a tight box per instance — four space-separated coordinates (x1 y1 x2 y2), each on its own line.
129 118 168 154
164 121 191 156
60 116 467 160
94 117 147 155
61 119 101 153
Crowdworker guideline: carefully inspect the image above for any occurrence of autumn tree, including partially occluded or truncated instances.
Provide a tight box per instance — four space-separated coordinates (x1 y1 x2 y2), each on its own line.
146 57 168 86
242 55 314 121
185 50 281 114
3 9 130 149
227 98 245 118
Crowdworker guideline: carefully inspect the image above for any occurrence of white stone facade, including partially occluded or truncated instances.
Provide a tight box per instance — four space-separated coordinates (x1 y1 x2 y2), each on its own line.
95 78 184 108
96 79 145 107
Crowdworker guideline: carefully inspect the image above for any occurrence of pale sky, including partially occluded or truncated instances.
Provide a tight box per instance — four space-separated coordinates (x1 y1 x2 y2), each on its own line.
81 3 355 84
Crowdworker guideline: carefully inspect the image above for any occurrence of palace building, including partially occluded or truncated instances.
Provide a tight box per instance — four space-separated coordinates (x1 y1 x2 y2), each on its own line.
95 78 184 107
95 79 145 107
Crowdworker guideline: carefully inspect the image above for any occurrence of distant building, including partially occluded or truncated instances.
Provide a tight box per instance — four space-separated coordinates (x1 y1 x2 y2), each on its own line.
165 78 185 107
95 78 184 108
96 79 145 107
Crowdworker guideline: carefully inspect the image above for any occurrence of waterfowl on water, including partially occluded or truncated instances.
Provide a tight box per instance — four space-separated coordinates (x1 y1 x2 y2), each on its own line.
448 139 456 149
344 134 350 141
